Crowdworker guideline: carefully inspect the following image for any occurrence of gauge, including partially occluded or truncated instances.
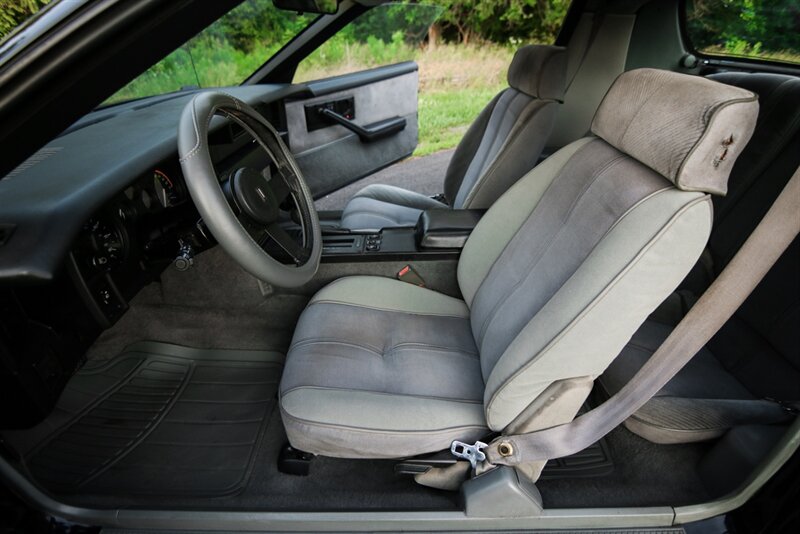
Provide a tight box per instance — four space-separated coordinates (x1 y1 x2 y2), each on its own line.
140 189 152 210
153 169 180 208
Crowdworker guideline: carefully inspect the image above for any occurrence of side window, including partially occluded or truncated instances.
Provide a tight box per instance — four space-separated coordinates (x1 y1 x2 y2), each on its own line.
685 0 800 65
294 2 568 157
294 3 442 82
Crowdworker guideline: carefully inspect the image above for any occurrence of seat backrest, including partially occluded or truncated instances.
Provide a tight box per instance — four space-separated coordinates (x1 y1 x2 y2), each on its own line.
457 68 759 431
443 45 567 210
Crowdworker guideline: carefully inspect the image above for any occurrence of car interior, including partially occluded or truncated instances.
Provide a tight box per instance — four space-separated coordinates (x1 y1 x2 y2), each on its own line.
0 0 798 530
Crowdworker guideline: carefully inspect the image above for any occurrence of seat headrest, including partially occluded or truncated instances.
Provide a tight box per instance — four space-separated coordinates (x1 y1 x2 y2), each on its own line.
591 68 759 195
507 45 567 101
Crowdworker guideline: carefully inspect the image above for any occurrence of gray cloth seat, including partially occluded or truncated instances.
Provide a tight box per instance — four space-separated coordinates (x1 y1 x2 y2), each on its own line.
599 72 800 445
339 184 447 229
279 277 488 458
339 45 568 230
279 69 759 460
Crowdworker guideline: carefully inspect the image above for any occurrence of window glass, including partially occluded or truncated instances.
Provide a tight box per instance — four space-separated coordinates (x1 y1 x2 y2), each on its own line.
293 1 568 157
685 0 800 65
103 0 314 106
294 3 443 82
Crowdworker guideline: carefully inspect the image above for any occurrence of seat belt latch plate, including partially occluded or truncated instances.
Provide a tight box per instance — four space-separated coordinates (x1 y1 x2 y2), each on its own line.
451 440 487 468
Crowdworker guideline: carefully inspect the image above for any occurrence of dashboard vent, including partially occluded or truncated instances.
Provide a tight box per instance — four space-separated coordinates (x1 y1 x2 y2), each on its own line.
4 147 63 180
0 224 16 247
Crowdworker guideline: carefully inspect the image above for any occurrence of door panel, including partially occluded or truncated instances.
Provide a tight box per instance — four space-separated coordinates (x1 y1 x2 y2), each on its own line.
284 62 419 198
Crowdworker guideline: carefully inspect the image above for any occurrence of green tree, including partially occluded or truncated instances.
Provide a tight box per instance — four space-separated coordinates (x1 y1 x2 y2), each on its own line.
687 0 800 60
0 0 50 40
210 0 312 52
427 0 569 44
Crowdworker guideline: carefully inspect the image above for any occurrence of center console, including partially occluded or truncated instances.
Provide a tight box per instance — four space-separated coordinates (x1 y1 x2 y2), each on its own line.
320 209 484 263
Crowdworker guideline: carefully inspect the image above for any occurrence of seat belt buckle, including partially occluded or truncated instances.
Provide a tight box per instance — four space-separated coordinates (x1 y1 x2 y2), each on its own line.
450 440 487 469
398 264 425 287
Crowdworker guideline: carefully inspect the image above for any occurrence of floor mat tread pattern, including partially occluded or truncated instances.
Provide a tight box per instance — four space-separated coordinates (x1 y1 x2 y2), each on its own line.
23 342 282 498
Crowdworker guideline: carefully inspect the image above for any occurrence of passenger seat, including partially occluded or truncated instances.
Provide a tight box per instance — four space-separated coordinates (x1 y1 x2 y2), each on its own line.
599 72 800 444
339 45 567 230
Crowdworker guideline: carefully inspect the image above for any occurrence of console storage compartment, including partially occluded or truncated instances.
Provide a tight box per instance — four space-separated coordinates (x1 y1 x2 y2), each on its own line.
415 209 484 249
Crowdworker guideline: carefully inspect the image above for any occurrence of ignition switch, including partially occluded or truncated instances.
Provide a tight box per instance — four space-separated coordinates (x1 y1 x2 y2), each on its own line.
173 239 195 271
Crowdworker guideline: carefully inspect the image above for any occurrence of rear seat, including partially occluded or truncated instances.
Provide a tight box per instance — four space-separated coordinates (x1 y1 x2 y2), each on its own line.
598 72 800 445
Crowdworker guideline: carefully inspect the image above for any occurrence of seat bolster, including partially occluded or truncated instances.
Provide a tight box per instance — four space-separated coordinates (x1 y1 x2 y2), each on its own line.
280 388 487 458
340 184 446 230
625 397 792 445
599 319 793 444
310 275 470 317
483 190 712 430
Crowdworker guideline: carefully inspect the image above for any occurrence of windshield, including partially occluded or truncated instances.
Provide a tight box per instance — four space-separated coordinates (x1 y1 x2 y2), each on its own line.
103 0 314 106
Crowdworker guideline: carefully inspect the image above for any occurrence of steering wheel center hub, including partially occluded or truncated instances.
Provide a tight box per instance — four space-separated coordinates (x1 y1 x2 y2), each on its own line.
231 167 279 225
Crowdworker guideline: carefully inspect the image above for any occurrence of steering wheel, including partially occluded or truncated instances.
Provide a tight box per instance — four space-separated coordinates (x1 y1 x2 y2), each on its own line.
177 92 321 288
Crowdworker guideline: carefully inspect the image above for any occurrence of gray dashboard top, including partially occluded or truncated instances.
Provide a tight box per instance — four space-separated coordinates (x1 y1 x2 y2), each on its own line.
0 84 303 283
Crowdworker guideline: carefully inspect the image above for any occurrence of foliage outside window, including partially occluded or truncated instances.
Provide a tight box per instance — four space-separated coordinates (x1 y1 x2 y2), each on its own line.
295 3 442 82
686 0 800 65
104 0 314 105
0 0 50 40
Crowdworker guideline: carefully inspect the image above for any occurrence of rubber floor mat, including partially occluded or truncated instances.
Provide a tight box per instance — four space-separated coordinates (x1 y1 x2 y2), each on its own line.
12 342 283 498
539 438 614 480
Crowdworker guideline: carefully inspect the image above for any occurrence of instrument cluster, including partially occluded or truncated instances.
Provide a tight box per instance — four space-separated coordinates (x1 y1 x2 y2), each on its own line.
123 165 188 213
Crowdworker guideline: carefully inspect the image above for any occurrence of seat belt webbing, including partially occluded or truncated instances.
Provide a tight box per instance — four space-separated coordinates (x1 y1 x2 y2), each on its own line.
485 165 800 466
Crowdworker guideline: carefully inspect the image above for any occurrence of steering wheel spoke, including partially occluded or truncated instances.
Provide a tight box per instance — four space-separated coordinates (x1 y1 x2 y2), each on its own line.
269 170 294 207
265 223 309 265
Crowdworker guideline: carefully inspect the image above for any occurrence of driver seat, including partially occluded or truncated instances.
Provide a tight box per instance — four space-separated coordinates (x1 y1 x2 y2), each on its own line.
279 69 759 464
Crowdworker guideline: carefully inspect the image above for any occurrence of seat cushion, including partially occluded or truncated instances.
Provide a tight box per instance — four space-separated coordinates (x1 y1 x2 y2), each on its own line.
339 184 446 230
279 276 488 458
599 320 791 444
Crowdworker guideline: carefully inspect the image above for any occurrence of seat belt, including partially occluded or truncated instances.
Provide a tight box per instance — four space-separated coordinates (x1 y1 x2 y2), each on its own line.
482 165 800 467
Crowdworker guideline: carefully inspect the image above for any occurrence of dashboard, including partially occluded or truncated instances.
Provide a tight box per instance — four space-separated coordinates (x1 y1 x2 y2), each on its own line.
0 63 417 427
0 85 298 425
68 159 199 326
0 83 302 329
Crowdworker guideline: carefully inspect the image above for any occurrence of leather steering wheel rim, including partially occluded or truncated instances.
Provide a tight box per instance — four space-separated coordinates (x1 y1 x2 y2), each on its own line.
178 92 321 288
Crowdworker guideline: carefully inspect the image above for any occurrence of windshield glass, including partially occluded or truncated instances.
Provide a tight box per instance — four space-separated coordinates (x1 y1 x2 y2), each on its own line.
103 0 314 106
